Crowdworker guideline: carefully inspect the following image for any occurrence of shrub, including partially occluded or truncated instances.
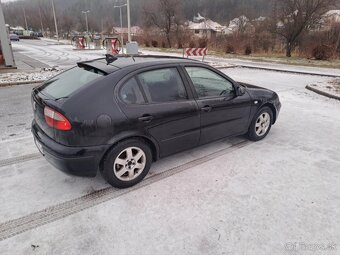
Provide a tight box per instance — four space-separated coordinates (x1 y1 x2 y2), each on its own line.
189 41 196 48
245 45 252 55
177 42 183 49
225 44 235 54
312 45 332 60
161 41 166 48
198 39 208 48
145 41 150 47
151 40 158 47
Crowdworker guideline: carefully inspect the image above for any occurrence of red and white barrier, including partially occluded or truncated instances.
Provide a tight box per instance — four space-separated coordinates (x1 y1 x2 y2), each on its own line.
78 37 85 49
111 39 119 55
185 48 208 56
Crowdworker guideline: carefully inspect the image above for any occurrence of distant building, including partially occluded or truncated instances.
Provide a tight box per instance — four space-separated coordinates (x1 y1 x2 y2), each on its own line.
314 10 340 31
188 14 226 39
254 16 267 22
324 10 340 23
9 26 25 35
193 13 206 23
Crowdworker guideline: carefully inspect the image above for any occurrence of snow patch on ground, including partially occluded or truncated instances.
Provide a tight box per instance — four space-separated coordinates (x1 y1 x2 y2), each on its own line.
310 78 340 97
0 68 63 84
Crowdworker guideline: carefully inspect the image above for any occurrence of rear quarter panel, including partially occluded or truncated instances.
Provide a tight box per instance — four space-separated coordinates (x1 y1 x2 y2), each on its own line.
57 72 128 146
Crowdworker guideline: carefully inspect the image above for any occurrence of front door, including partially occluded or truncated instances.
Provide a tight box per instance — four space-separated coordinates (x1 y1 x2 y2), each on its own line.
183 66 251 145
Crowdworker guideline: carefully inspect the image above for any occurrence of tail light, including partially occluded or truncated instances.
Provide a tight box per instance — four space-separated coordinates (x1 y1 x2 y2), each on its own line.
44 107 72 131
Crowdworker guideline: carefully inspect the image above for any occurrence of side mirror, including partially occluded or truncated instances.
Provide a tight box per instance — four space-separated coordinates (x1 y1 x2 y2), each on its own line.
236 86 246 96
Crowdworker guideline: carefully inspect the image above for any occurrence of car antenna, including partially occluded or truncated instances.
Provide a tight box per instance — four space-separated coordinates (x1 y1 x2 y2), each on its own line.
105 54 118 65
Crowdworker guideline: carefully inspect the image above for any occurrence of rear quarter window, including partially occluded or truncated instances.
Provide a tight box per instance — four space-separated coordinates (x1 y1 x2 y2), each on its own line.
39 67 105 99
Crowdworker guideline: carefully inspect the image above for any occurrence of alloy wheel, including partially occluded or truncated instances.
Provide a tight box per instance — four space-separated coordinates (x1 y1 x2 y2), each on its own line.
255 112 271 137
113 147 146 181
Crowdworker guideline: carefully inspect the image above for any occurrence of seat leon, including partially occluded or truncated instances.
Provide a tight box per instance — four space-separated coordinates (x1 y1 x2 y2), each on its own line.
31 55 281 188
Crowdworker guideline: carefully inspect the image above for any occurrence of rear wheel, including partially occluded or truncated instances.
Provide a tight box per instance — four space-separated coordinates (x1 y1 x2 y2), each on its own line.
247 107 273 141
101 139 152 188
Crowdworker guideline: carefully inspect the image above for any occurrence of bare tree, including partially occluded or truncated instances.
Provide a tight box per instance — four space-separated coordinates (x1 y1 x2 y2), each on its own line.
144 0 181 48
273 0 336 57
61 15 75 39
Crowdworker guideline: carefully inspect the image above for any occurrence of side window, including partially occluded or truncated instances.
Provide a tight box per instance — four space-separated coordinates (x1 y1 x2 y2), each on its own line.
185 67 234 98
120 77 145 104
137 68 188 103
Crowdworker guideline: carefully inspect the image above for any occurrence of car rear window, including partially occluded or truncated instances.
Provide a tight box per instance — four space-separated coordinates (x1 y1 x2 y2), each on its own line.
39 66 105 99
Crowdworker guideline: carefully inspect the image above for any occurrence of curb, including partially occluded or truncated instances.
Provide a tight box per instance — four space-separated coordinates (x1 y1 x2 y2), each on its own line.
306 85 340 101
238 65 340 78
213 65 238 69
141 48 340 78
72 48 103 51
0 80 45 88
0 66 17 72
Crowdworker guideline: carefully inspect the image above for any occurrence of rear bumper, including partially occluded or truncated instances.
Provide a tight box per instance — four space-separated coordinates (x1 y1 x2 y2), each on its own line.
32 121 110 177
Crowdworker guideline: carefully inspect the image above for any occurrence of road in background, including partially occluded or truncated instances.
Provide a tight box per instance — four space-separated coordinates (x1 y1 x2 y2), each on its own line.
10 39 340 77
11 39 106 70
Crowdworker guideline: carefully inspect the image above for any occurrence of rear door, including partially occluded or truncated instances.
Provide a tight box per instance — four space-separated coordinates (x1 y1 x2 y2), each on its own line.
183 66 251 145
117 66 200 158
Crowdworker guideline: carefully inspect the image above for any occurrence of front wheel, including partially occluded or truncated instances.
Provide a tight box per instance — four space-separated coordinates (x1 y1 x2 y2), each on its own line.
247 107 273 141
101 139 152 188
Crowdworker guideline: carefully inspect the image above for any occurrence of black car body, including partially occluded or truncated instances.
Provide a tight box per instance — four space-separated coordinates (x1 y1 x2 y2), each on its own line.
31 55 281 188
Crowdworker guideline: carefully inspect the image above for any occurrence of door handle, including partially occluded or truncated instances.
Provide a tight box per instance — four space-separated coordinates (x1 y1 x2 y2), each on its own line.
138 115 153 123
201 105 212 112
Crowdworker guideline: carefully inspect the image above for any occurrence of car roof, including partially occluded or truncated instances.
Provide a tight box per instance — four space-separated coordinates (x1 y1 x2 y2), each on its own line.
77 55 201 74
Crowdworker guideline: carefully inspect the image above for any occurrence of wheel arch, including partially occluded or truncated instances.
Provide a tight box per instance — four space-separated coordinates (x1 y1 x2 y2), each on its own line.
99 135 159 173
260 103 277 124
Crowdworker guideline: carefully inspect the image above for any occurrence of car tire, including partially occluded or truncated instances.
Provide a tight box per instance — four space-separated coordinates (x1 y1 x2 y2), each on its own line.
247 107 273 141
101 139 152 189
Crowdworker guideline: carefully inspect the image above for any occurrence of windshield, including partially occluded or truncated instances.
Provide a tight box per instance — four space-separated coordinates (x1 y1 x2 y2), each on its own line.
39 66 105 99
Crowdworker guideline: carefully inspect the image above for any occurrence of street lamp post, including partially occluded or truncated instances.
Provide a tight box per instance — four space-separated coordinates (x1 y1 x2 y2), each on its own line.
113 3 127 52
127 0 131 42
82 10 90 34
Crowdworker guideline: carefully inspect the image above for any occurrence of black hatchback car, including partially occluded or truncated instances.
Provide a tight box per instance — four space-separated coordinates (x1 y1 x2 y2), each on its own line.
32 55 281 188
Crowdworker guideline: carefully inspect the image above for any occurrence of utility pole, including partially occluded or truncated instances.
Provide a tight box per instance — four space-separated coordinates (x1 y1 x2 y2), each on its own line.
22 6 28 30
38 6 44 35
51 0 59 41
82 10 90 34
127 0 131 42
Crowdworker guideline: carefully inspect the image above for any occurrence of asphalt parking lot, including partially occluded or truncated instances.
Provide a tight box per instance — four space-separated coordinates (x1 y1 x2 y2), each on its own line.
0 40 339 254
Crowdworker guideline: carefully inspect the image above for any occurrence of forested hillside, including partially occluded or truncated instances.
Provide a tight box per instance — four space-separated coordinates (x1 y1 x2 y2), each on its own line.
3 0 277 31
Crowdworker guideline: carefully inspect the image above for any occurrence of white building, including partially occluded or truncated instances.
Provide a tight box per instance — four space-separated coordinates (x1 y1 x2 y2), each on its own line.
324 10 340 23
188 14 226 39
314 10 340 31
